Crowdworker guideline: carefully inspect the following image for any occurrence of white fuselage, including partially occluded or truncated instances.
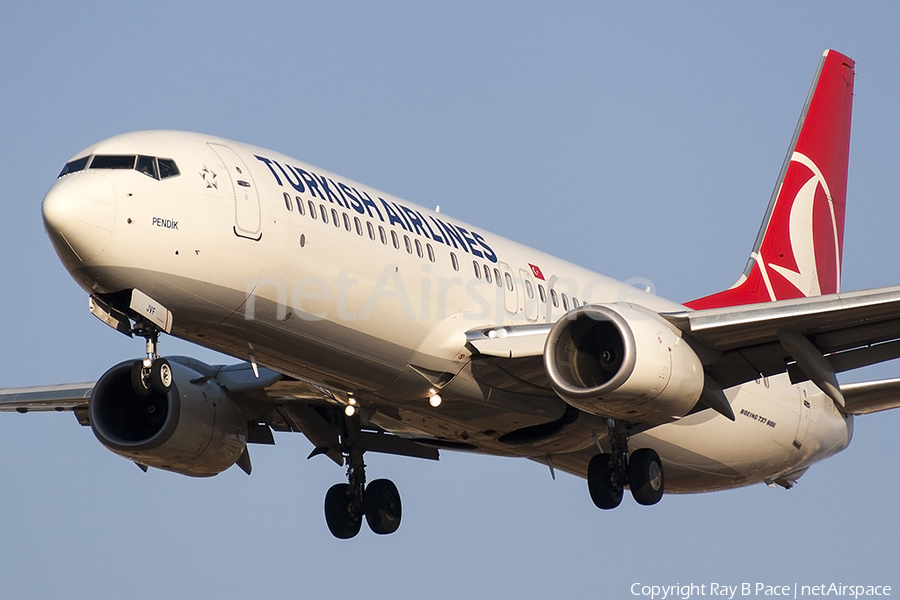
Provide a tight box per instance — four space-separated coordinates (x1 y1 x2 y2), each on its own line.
42 130 853 492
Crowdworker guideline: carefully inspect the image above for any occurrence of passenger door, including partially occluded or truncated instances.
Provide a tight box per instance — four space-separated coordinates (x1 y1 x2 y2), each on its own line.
208 143 261 240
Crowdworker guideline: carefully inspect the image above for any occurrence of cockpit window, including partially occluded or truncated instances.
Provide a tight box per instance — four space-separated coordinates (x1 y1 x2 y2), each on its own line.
58 156 90 177
58 153 181 180
90 155 136 170
136 155 158 179
158 158 180 179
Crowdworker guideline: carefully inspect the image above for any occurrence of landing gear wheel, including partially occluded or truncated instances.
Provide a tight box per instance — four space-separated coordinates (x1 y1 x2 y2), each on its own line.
587 453 623 509
130 361 152 397
150 358 173 393
628 448 664 506
324 483 362 539
364 478 402 535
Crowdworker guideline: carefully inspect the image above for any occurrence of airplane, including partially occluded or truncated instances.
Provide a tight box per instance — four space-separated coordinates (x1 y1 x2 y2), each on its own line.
4 49 900 539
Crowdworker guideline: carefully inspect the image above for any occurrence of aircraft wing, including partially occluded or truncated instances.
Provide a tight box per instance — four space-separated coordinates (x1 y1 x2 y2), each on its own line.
0 383 93 425
466 284 900 418
661 285 900 391
0 359 439 468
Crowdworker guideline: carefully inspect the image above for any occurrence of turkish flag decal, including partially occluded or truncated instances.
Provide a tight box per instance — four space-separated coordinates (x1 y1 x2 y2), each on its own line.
528 263 545 280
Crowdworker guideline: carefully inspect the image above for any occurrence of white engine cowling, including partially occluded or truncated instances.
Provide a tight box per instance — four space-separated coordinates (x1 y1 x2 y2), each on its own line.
544 303 704 424
89 359 248 477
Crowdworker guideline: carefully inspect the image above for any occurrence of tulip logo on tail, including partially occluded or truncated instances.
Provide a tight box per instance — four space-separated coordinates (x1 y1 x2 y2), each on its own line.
758 152 842 300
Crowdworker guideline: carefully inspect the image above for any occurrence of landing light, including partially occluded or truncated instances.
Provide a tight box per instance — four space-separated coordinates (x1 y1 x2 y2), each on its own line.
345 397 358 416
428 389 442 408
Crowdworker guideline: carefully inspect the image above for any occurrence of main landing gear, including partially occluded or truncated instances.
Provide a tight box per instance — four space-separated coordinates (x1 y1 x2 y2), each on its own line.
587 420 665 509
129 326 172 396
323 415 402 539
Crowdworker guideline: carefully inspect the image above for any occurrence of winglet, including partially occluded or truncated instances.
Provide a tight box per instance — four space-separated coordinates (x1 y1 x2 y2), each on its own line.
687 50 855 310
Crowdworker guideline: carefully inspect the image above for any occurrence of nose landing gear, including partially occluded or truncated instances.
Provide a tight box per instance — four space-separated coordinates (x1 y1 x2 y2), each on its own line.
129 327 172 396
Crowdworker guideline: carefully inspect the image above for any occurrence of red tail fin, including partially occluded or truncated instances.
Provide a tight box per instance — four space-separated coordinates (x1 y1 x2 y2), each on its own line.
686 50 854 310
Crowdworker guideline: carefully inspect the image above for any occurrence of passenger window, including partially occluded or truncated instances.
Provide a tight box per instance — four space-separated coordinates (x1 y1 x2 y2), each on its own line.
538 285 546 303
391 230 400 249
551 289 559 307
158 158 180 179
415 239 423 258
58 156 89 177
525 280 534 299
561 294 569 311
354 217 363 236
451 252 459 271
404 235 412 254
331 209 340 228
367 221 375 240
427 244 435 263
295 196 305 215
342 213 351 231
494 268 502 287
379 226 387 245
483 265 492 283
137 155 158 179
505 273 514 292
309 200 316 218
320 205 328 223
573 296 579 306
473 261 481 278
283 192 293 211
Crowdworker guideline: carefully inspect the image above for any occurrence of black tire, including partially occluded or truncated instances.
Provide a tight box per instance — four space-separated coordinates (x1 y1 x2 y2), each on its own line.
324 483 362 539
150 358 173 393
364 478 402 535
587 453 623 509
131 360 152 397
629 448 664 506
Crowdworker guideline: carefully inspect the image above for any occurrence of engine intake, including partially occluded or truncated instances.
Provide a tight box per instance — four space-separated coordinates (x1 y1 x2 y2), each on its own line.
544 304 704 424
90 359 248 476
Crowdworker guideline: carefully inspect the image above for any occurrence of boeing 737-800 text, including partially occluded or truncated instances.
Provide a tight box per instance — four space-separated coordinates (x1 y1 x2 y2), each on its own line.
4 49 900 539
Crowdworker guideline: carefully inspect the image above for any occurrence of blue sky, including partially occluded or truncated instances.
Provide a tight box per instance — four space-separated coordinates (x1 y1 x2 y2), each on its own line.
2 2 899 598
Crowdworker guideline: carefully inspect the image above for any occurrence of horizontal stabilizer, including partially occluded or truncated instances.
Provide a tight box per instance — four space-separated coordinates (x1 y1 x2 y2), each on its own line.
841 379 900 415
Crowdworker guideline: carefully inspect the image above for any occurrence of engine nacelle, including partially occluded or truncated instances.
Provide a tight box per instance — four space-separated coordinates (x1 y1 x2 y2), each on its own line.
89 359 248 477
544 303 704 424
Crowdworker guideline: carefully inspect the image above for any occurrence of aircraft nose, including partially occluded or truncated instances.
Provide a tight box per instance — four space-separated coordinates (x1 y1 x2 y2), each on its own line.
42 173 116 263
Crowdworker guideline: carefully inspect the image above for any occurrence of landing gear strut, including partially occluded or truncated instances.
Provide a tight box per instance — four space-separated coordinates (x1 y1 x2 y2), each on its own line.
129 326 172 396
587 420 664 509
323 413 402 539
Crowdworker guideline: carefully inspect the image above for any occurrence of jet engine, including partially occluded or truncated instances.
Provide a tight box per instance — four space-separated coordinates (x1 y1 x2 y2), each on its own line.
89 359 248 476
544 304 704 424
